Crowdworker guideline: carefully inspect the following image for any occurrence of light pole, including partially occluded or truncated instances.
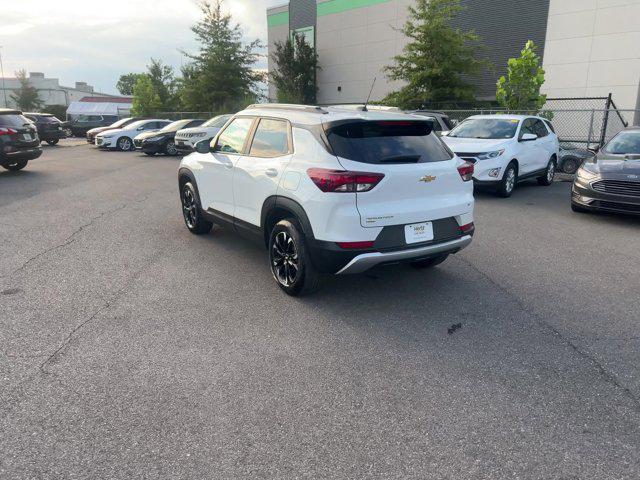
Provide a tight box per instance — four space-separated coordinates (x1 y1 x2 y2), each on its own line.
0 46 7 107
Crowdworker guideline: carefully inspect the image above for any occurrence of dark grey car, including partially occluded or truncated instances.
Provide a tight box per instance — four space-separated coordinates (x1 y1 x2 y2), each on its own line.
572 127 640 215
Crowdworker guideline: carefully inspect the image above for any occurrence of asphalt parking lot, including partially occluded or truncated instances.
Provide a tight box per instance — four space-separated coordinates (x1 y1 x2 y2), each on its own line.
1 144 640 479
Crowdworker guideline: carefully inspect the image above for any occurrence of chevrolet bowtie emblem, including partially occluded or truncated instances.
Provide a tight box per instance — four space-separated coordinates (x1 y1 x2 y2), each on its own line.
420 175 436 183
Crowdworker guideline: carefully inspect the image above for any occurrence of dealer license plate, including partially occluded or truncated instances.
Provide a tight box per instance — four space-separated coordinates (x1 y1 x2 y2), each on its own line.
404 222 434 244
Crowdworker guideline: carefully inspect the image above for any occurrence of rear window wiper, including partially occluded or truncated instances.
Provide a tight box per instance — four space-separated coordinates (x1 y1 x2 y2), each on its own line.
379 155 421 163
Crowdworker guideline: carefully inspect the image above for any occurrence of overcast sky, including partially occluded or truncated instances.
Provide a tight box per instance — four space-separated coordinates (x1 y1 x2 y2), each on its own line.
0 0 284 95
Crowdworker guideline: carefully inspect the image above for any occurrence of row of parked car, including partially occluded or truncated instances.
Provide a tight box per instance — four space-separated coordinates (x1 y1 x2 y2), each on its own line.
87 115 232 156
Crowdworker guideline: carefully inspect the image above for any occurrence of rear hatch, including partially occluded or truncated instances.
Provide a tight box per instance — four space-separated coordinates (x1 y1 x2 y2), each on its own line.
325 119 468 228
0 113 39 149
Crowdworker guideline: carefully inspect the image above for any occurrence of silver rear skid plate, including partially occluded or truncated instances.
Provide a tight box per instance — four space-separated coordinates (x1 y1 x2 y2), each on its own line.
337 235 473 275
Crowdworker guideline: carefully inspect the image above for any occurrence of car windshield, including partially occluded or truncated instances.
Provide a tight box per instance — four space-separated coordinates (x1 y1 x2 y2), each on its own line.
125 120 147 130
603 131 640 155
109 118 133 128
448 118 519 139
0 114 32 128
161 120 191 132
202 115 231 128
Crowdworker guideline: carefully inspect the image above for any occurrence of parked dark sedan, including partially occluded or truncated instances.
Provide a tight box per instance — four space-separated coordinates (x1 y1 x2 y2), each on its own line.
24 112 66 145
69 114 119 137
0 109 42 171
134 119 205 156
86 117 143 144
572 127 640 215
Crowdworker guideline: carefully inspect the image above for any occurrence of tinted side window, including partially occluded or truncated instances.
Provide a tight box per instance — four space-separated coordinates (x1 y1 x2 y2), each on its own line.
533 120 549 138
0 114 31 127
215 117 254 154
249 119 290 157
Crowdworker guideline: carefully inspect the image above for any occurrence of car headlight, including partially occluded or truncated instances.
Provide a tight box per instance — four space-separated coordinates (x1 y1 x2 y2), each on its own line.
576 166 598 180
101 133 114 139
146 136 163 142
476 149 505 160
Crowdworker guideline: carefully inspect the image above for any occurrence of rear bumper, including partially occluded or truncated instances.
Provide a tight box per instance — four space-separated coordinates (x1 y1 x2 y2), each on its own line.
336 235 472 274
0 147 42 164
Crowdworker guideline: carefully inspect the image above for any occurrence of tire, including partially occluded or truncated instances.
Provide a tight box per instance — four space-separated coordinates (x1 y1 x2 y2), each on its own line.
571 201 590 214
537 158 556 186
116 136 133 151
180 181 213 235
46 139 59 146
409 254 449 269
2 159 28 171
165 141 178 156
269 219 322 296
561 157 580 175
497 162 517 197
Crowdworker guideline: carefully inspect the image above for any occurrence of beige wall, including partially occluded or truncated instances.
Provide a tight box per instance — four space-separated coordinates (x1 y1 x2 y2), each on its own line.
316 0 411 104
542 0 640 112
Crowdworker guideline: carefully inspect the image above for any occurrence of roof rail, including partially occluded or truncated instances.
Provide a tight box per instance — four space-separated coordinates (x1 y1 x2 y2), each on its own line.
246 103 328 114
331 104 402 112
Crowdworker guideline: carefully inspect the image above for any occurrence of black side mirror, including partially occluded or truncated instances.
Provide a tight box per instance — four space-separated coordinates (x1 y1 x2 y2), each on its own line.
588 145 600 154
195 140 211 154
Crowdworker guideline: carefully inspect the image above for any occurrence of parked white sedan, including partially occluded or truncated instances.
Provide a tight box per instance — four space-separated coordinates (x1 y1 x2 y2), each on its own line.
95 119 171 151
442 115 560 197
174 114 231 155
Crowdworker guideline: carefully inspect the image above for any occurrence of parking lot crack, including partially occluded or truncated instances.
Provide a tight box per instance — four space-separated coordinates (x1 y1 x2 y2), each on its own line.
4 196 148 282
38 245 164 375
454 255 640 412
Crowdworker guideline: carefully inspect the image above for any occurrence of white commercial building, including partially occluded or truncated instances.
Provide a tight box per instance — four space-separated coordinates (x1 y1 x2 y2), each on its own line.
0 71 113 109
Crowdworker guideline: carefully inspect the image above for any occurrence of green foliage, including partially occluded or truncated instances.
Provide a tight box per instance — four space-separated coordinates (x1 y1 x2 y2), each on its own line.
496 40 547 111
42 104 68 121
131 76 162 117
383 0 486 109
270 33 319 104
116 73 146 96
10 69 43 111
179 0 263 112
147 58 178 110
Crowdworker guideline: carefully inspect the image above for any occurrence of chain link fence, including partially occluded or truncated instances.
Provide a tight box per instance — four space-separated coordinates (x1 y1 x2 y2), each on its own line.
439 96 638 148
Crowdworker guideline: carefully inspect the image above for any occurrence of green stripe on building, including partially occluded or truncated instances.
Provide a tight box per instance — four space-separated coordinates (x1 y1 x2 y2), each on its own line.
317 0 392 16
267 11 289 27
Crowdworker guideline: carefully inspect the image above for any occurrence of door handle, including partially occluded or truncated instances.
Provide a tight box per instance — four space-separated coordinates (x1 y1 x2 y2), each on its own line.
265 168 278 177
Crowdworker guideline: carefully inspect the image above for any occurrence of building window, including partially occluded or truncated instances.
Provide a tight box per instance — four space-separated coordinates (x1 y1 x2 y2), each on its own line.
290 26 315 49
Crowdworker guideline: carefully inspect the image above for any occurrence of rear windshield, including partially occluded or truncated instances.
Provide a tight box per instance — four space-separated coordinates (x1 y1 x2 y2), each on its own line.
42 116 61 123
0 114 32 128
326 121 453 164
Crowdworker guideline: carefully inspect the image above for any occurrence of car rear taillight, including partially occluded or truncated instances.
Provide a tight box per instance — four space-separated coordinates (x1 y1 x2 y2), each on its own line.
336 241 375 250
307 168 384 193
0 127 17 136
460 222 475 235
457 162 474 182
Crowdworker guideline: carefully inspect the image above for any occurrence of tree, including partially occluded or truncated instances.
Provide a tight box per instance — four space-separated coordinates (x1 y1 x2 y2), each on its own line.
179 0 263 112
131 76 162 117
147 58 178 110
116 73 146 96
10 70 43 111
270 33 319 104
383 0 485 109
496 40 547 111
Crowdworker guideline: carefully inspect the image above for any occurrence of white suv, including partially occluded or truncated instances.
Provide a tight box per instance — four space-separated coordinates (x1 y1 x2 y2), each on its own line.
178 104 475 295
174 114 232 155
442 115 559 197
